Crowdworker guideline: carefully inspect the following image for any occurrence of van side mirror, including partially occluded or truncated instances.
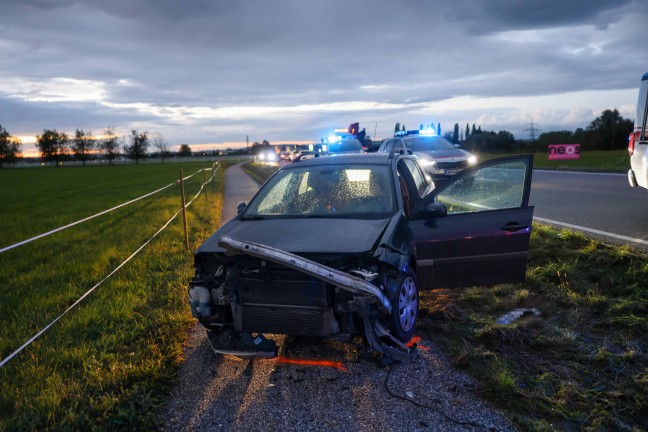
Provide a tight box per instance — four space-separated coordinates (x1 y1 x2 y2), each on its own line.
237 202 247 214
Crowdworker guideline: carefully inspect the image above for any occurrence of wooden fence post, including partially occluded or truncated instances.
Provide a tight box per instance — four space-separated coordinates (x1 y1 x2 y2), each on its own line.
179 169 190 251
203 167 208 202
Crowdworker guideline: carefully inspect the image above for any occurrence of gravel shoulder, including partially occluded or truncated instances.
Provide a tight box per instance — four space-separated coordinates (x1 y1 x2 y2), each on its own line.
160 162 517 432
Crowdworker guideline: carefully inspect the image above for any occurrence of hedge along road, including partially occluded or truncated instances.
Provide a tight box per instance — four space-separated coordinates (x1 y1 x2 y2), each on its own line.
530 170 648 252
160 162 516 432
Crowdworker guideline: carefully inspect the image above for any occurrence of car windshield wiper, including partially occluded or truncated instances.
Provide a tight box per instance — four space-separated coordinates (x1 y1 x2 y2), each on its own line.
303 214 353 219
241 215 266 220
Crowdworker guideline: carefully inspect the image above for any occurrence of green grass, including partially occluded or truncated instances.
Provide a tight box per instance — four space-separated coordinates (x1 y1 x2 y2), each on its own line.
241 161 280 185
476 150 629 172
418 225 648 431
0 161 232 431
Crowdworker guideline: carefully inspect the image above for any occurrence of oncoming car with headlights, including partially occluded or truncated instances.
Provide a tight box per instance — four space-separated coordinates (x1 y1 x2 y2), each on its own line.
379 130 477 184
189 152 534 362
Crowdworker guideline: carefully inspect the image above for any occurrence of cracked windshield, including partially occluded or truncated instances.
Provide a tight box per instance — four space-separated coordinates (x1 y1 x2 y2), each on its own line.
248 165 395 216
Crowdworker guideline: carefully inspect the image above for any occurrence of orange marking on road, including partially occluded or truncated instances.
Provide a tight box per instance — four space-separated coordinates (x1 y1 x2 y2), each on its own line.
273 357 348 372
406 335 430 351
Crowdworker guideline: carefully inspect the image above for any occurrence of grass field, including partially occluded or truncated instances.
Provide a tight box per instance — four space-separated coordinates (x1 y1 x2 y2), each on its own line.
241 161 281 184
420 225 648 431
0 161 233 431
477 149 629 172
2 157 645 431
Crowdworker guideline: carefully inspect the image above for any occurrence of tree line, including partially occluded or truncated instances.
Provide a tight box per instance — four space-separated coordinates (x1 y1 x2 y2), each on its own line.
0 124 198 167
0 124 22 167
394 108 634 153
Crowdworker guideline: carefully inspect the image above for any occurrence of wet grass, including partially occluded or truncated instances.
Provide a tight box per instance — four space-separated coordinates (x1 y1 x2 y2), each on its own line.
0 161 233 431
418 224 648 431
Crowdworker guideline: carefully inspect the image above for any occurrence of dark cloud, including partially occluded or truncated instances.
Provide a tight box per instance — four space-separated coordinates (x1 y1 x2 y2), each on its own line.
442 0 633 32
1 0 647 146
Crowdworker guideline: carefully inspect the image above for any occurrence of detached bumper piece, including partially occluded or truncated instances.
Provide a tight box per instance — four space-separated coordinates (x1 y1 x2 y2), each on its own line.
207 329 278 359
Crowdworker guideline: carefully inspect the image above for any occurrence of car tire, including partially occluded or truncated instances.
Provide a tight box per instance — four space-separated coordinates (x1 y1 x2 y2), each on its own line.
387 268 419 342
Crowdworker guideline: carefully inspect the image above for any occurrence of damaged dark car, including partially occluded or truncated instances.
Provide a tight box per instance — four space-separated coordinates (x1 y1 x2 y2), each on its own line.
189 151 534 362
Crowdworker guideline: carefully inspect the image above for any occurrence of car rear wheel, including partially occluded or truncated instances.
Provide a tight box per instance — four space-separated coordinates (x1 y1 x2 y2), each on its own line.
388 268 419 342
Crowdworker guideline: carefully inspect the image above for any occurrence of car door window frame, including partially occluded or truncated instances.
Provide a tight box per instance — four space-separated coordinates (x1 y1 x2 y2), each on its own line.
382 139 395 152
397 159 422 209
412 155 534 219
401 158 429 198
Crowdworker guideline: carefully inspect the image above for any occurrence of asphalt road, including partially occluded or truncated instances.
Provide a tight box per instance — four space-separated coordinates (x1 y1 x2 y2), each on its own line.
530 170 648 251
160 162 516 432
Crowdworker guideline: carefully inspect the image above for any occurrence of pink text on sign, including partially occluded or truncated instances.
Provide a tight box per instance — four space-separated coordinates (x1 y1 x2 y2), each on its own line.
548 144 580 160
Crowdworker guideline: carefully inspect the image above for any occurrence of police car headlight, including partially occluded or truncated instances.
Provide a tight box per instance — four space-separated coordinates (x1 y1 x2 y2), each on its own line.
420 159 436 167
468 155 477 165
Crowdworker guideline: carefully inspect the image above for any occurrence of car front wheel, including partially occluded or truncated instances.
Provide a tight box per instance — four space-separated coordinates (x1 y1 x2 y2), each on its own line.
388 268 419 342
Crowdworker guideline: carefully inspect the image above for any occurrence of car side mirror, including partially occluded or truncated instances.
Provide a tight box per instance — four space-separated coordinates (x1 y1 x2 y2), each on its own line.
426 202 447 219
237 201 247 214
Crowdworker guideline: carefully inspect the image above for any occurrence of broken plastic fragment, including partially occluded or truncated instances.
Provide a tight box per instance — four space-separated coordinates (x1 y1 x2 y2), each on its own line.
495 308 541 326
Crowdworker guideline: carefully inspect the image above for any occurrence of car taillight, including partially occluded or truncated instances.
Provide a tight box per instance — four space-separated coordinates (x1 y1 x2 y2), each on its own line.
628 132 635 156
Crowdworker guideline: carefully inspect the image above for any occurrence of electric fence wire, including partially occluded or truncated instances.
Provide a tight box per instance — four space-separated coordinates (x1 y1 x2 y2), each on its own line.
0 166 212 254
0 165 218 368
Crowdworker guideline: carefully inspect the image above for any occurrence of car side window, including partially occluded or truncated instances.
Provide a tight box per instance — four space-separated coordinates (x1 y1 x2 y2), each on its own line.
394 139 405 149
402 159 428 197
436 159 529 214
383 139 394 152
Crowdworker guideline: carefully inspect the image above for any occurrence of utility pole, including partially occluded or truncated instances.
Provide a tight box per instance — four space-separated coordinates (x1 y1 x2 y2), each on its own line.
246 135 249 153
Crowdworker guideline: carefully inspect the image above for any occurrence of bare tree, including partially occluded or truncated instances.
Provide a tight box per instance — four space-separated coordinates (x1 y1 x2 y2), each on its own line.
124 130 149 164
152 133 169 163
72 128 95 166
99 127 120 164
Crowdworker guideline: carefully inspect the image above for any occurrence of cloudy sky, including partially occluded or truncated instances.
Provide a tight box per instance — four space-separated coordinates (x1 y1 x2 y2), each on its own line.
1 0 647 155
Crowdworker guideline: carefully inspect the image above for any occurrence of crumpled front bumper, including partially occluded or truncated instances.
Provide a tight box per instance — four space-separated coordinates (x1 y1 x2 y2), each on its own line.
216 235 414 362
218 235 392 314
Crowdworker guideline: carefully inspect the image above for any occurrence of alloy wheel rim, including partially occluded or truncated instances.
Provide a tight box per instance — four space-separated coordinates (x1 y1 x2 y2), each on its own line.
398 276 417 332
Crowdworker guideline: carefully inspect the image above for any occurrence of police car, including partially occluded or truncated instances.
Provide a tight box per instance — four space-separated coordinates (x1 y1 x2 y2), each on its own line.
378 127 477 183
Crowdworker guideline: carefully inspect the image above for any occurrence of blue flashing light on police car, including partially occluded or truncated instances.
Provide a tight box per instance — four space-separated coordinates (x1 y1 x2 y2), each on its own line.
327 134 339 144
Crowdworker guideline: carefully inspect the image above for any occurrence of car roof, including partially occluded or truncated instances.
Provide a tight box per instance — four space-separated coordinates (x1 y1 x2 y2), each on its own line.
285 152 407 168
402 135 449 141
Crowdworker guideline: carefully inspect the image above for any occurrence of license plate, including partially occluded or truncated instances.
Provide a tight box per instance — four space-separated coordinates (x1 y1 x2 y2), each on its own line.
445 169 461 176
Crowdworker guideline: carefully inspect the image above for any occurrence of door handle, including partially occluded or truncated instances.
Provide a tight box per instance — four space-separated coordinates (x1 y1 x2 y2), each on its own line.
500 223 528 232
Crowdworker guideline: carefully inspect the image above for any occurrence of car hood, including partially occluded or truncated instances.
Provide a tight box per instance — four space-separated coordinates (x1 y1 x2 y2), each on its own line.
416 148 467 159
197 217 392 254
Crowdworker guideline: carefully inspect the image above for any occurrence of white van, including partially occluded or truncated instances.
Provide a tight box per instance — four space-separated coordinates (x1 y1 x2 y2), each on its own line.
628 71 648 190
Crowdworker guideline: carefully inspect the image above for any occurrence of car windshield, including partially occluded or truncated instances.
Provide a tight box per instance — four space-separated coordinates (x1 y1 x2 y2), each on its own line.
404 136 455 151
328 140 362 153
244 164 396 218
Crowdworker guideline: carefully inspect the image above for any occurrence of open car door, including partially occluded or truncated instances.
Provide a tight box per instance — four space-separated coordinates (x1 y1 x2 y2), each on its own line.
410 156 534 289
